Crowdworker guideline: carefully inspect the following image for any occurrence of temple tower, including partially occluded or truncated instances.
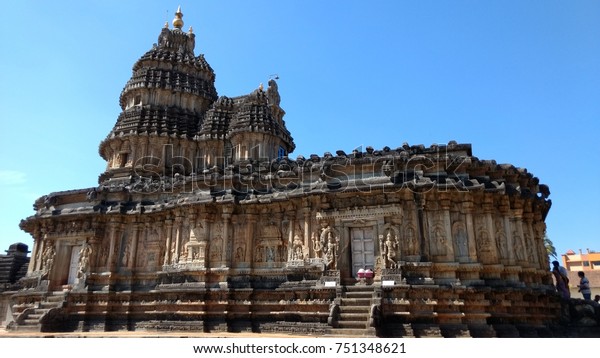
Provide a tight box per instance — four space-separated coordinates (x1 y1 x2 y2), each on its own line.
99 7 218 181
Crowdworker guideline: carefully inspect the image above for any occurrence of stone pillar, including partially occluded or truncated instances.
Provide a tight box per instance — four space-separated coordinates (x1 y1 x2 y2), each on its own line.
480 196 497 261
222 208 232 267
514 213 526 265
163 219 174 266
129 137 138 167
200 217 211 267
485 214 498 262
482 198 503 282
440 196 454 261
139 138 148 166
286 211 296 261
173 216 184 264
534 220 548 270
303 208 311 259
463 201 478 262
27 228 41 274
34 227 49 272
109 141 119 169
246 214 257 269
129 224 140 270
523 215 537 268
414 193 429 261
504 216 515 264
107 221 119 272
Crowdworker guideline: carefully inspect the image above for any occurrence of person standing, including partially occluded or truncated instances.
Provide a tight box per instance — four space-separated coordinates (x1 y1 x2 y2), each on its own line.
577 271 591 300
551 260 570 299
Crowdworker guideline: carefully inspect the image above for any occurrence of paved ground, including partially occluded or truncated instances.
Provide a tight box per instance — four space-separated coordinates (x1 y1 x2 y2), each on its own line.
0 329 317 338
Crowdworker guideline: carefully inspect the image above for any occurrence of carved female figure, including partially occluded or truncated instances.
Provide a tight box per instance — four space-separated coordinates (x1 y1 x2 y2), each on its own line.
380 231 398 268
42 244 56 275
78 243 92 277
323 232 338 269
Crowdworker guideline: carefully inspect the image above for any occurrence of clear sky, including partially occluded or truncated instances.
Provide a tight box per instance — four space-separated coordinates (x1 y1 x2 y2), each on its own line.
1 1 598 260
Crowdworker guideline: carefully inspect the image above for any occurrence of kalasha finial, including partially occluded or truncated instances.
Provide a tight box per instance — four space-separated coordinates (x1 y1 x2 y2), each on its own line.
172 6 184 29
258 83 264 91
188 26 194 34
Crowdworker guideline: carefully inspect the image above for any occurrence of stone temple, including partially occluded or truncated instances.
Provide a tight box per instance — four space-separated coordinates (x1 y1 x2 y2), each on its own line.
9 8 557 337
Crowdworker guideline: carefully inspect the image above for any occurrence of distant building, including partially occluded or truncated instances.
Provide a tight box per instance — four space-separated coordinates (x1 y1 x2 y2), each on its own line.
562 249 600 271
0 243 30 290
562 249 600 290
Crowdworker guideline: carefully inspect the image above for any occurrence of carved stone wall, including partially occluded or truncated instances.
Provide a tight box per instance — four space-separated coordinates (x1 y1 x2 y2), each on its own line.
12 8 556 336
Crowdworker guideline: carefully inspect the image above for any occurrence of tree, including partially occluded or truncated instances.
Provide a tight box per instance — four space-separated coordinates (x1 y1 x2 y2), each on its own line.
544 234 557 260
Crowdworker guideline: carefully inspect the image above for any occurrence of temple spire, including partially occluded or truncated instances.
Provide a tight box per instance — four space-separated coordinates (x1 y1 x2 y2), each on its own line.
172 6 184 29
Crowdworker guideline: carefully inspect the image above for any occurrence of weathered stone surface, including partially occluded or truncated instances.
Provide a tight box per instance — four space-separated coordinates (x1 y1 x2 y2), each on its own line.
6 7 585 337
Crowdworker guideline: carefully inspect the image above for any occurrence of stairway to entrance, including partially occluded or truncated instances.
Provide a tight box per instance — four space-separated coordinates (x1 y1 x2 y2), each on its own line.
9 292 66 332
328 285 377 337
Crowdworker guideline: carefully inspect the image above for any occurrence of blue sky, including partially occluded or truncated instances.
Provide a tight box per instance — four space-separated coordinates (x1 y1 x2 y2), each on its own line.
1 1 598 260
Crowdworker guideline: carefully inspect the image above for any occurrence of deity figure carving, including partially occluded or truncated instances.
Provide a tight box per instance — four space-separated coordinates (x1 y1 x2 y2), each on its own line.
431 222 447 256
405 226 418 255
513 230 525 261
266 246 276 262
42 244 56 276
380 231 399 268
494 219 507 259
524 233 536 263
77 243 92 278
179 247 188 263
319 228 339 270
292 234 304 260
452 221 468 258
255 246 264 262
210 238 223 262
478 230 492 253
121 238 131 267
235 245 246 261
312 232 321 255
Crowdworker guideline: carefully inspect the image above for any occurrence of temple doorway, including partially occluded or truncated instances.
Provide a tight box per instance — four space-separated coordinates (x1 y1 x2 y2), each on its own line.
67 245 81 285
350 227 375 278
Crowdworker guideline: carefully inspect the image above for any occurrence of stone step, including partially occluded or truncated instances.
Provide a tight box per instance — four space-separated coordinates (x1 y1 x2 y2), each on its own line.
23 318 41 325
28 313 45 320
344 285 375 292
337 320 369 329
344 291 373 299
45 295 65 303
33 308 51 316
326 327 377 337
10 324 40 332
339 305 370 313
39 302 59 309
339 312 369 320
340 298 371 306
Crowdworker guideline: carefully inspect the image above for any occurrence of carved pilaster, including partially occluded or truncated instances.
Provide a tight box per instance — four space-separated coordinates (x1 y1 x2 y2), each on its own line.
286 210 296 262
107 220 120 272
414 193 429 260
129 224 140 270
440 195 454 261
462 200 478 262
245 214 257 269
172 215 184 264
163 219 174 266
222 207 232 267
303 208 311 259
27 227 42 274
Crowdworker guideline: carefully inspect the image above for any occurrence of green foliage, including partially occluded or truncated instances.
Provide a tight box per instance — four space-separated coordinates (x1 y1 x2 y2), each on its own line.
544 234 557 259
